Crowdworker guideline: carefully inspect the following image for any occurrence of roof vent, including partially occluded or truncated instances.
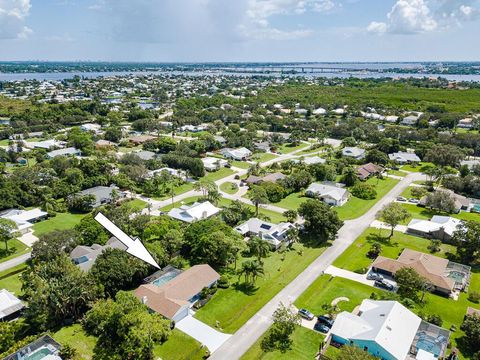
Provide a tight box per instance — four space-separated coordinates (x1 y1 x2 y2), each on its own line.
142 296 148 304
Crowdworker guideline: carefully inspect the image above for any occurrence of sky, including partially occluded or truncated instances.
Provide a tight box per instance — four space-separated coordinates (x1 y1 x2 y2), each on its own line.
0 0 479 62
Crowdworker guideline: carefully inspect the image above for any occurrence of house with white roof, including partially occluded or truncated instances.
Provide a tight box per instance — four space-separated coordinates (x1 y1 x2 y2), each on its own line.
388 151 421 164
313 107 327 115
24 139 66 150
293 156 326 165
329 299 449 360
80 123 102 133
167 201 221 223
202 157 229 172
46 147 81 159
220 147 252 161
235 218 295 249
407 216 462 242
0 208 48 234
147 167 185 179
0 289 24 320
305 182 349 206
342 147 365 160
460 159 480 169
457 118 474 129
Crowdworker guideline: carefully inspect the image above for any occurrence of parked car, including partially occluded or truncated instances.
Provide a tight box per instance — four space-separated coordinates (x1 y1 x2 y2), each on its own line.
408 198 419 204
375 279 394 291
314 322 330 333
316 315 334 328
367 272 383 281
397 196 407 202
298 308 314 321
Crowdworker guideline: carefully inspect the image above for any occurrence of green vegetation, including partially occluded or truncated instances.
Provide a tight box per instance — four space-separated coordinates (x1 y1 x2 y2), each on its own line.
275 192 309 211
122 199 147 212
204 167 235 182
252 153 278 163
336 177 399 220
0 263 27 295
241 326 324 360
400 203 480 224
333 228 456 273
231 160 251 169
195 242 327 333
154 329 206 360
220 181 239 195
0 238 30 264
53 324 96 360
277 143 309 154
401 162 434 173
32 212 85 237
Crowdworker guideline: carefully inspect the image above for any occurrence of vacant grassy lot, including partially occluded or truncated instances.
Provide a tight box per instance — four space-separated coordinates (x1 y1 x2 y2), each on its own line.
401 162 434 173
0 238 30 264
195 242 327 333
336 177 399 220
400 203 480 224
54 324 97 360
204 167 235 182
241 325 324 360
220 181 239 195
231 160 251 169
0 263 27 295
277 142 309 154
33 212 85 237
252 153 278 163
333 228 456 274
122 198 147 212
275 192 309 211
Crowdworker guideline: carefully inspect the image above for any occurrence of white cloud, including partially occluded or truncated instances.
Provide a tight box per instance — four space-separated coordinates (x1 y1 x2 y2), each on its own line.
368 0 480 35
0 0 32 39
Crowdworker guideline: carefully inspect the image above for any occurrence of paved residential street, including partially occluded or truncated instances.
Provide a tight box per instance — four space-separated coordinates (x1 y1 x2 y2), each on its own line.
210 171 424 360
0 252 31 272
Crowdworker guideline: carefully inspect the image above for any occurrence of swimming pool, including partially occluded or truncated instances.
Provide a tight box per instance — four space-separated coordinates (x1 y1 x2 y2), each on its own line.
152 269 181 287
473 204 480 212
416 335 442 357
448 270 466 284
25 347 55 360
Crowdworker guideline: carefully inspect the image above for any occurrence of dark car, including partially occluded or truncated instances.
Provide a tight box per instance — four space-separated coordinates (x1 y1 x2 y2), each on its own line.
314 322 330 333
298 308 314 321
367 272 383 281
375 279 394 291
316 315 334 328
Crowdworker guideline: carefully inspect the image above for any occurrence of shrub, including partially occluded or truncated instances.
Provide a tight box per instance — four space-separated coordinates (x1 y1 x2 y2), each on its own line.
427 239 442 253
351 183 377 200
425 314 443 326
468 291 480 304
367 242 382 259
217 276 230 289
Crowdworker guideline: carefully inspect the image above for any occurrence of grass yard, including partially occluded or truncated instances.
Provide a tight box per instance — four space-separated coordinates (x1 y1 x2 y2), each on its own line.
336 177 399 220
195 242 327 333
0 263 27 295
122 198 147 212
333 228 456 274
275 192 309 211
220 181 239 195
401 162 434 173
53 324 97 360
386 169 407 177
277 142 310 154
0 238 30 264
154 329 206 360
400 203 480 224
160 196 287 224
252 153 278 163
241 325 324 360
204 167 235 182
33 212 85 237
231 160 251 169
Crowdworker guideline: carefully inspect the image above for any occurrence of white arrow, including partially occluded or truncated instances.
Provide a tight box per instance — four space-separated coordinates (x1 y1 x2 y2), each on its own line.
94 212 160 269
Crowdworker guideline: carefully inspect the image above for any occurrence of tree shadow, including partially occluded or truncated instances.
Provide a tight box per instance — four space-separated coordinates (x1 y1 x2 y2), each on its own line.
0 246 16 260
365 233 398 248
232 282 259 296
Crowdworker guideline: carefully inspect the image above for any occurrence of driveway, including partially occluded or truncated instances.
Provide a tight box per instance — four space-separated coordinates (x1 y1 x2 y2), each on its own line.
175 312 232 353
18 231 39 247
324 265 375 287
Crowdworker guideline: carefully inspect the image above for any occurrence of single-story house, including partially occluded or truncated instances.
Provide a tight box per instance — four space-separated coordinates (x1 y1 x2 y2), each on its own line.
406 216 463 242
179 124 207 133
419 189 470 213
357 163 384 180
202 157 228 172
329 299 449 360
0 289 24 321
128 135 157 145
460 159 480 169
388 151 421 164
401 115 419 126
76 185 127 208
293 156 326 165
81 123 102 133
70 237 127 271
0 208 48 234
371 249 471 296
134 150 158 161
167 201 221 223
235 218 295 249
245 172 286 185
148 167 185 179
342 147 366 160
3 335 62 360
457 118 474 129
385 115 399 123
313 107 327 115
214 135 227 146
134 264 220 322
220 147 252 161
46 147 81 159
95 139 117 149
25 139 66 150
305 182 349 206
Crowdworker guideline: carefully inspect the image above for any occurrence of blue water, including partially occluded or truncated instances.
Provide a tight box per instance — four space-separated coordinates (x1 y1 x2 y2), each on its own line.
152 270 181 287
25 347 54 360
416 335 442 357
473 204 480 212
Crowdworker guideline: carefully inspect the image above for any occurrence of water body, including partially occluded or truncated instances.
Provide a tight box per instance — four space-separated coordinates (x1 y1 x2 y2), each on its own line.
1 68 480 82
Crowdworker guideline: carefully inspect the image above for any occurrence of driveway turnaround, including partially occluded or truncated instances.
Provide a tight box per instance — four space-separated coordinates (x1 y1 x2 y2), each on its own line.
210 172 424 360
175 313 232 353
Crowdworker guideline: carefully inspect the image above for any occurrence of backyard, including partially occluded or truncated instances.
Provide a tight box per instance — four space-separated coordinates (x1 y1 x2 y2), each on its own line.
220 182 239 195
276 142 310 154
194 242 327 333
32 212 85 237
332 228 456 274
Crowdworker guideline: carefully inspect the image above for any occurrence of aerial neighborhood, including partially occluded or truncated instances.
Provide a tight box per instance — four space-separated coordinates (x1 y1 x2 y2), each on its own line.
0 68 480 360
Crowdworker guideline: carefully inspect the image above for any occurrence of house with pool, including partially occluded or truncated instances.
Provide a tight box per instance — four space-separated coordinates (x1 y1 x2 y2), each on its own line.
327 299 450 360
4 334 62 360
134 264 220 322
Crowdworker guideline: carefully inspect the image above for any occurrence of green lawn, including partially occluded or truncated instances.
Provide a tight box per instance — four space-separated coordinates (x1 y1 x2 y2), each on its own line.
53 325 205 360
122 198 147 212
401 162 434 173
277 143 310 154
241 325 324 360
204 167 235 182
252 153 278 163
154 329 206 360
386 169 407 177
333 228 456 274
231 160 251 169
195 242 327 333
0 263 27 295
160 196 287 224
33 212 85 237
220 182 239 195
0 238 30 264
275 192 309 211
336 177 399 220
400 203 480 224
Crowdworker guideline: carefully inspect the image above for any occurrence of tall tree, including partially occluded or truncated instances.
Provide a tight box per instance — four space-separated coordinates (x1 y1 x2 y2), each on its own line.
0 218 17 253
377 203 410 240
453 221 480 265
250 186 269 216
298 199 343 242
261 303 301 353
247 236 270 264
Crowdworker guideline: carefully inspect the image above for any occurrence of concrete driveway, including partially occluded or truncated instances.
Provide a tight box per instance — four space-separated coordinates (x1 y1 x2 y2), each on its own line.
325 265 375 287
175 312 232 353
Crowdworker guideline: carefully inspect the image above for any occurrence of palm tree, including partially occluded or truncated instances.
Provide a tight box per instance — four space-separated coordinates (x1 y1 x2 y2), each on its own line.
239 260 264 285
41 194 57 214
248 236 270 264
248 162 262 176
168 186 176 205
285 226 300 246
207 188 221 205
250 186 269 217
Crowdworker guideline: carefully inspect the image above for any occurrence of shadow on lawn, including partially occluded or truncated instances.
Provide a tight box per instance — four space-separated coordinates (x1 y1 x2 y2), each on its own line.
0 246 17 260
